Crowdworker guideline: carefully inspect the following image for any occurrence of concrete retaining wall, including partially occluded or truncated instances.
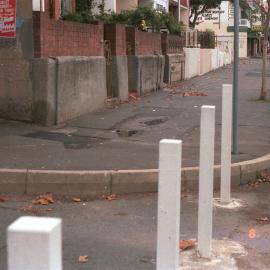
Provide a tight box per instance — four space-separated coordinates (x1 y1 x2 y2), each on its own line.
128 55 165 95
111 56 129 101
184 48 200 79
200 49 212 75
211 49 219 70
219 51 225 67
163 54 185 84
32 58 57 126
184 47 232 80
224 51 232 65
33 56 107 125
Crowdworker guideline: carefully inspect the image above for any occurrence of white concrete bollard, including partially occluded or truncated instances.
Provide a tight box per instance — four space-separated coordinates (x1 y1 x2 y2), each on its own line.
156 139 182 270
7 216 62 270
198 106 215 258
221 84 233 204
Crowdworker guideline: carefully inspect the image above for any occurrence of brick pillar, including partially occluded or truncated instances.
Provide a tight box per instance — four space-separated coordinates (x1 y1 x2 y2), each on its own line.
53 0 60 20
71 0 76 13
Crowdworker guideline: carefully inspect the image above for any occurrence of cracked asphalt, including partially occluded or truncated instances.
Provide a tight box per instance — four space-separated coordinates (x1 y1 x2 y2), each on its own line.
0 58 269 170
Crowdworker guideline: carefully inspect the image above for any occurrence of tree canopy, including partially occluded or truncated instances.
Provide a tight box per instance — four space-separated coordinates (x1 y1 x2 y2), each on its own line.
189 0 223 28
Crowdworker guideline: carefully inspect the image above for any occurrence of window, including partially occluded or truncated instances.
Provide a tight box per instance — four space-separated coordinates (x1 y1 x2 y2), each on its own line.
156 3 166 11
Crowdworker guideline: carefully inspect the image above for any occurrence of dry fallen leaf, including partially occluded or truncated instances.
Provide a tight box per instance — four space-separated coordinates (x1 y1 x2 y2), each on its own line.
21 204 53 214
0 196 7 202
179 239 196 251
256 216 269 224
32 192 54 205
182 91 207 97
78 255 89 263
72 197 81 202
259 169 270 181
129 92 139 101
102 194 117 201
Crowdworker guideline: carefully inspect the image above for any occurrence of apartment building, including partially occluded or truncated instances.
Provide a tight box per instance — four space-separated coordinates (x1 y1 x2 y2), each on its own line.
97 0 189 26
194 0 260 58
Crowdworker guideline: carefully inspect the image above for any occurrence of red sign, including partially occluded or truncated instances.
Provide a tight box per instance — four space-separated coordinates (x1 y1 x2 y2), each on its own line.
181 0 188 7
0 0 16 38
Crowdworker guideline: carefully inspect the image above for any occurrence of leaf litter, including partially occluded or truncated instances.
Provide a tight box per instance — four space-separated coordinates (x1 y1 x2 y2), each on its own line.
248 169 270 187
180 239 197 251
78 255 89 263
32 192 54 205
102 194 117 201
256 216 269 225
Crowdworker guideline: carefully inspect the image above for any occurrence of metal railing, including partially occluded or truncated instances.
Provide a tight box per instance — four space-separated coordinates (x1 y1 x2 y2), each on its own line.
183 29 198 48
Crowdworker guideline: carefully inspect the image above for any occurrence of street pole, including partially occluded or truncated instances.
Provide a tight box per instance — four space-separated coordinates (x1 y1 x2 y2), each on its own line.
233 0 239 154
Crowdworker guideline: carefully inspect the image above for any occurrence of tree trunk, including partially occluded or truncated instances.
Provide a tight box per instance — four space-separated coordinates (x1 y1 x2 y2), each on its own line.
260 0 270 100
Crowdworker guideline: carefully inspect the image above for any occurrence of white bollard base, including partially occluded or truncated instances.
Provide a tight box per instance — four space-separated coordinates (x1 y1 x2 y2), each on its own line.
7 216 62 270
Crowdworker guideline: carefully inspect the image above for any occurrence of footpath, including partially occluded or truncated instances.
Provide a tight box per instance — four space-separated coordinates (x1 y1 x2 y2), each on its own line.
0 58 270 270
0 58 269 197
1 58 269 170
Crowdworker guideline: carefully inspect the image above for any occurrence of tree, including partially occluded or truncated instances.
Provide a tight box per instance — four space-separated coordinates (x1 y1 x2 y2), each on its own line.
189 0 222 28
260 0 270 100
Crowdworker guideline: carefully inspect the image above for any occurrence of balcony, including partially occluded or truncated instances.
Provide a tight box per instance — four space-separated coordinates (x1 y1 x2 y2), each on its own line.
228 18 251 28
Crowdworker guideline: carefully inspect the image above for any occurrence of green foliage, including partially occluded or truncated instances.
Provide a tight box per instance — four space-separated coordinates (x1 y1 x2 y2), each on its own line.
76 0 96 14
190 0 222 10
199 29 216 49
62 2 183 35
190 0 223 28
97 0 106 16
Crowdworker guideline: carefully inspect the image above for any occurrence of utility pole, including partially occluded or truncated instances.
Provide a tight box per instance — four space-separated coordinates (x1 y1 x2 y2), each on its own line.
233 0 239 154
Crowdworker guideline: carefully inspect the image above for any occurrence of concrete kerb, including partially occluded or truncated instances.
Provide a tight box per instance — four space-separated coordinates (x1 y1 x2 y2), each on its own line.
0 154 270 198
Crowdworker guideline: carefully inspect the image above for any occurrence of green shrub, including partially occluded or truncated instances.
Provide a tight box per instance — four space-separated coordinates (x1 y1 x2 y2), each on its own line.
199 29 216 49
62 1 184 35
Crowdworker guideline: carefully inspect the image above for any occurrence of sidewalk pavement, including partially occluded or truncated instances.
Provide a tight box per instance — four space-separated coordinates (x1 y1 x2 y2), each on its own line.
0 182 270 269
0 58 269 171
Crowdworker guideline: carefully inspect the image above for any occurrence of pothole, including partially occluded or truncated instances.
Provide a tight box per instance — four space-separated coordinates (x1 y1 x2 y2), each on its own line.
142 117 168 126
24 131 106 149
114 116 168 136
116 129 143 137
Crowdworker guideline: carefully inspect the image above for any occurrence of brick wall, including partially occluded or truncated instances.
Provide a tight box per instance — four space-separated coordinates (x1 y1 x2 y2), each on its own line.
33 0 104 58
126 27 162 55
104 24 126 56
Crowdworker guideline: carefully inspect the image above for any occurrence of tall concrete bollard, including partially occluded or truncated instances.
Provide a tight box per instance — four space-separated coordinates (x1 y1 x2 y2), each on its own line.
221 84 233 204
198 106 215 258
7 216 62 270
156 139 182 270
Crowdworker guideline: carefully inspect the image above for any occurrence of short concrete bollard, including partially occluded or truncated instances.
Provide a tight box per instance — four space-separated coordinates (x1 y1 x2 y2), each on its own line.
221 84 233 204
198 106 215 258
156 139 182 270
7 216 62 270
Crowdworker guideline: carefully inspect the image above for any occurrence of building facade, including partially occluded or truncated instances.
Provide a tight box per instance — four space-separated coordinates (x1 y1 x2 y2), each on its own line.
195 1 248 58
97 0 189 26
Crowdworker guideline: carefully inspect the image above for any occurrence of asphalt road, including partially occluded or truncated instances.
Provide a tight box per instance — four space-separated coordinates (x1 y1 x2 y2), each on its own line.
0 182 270 269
